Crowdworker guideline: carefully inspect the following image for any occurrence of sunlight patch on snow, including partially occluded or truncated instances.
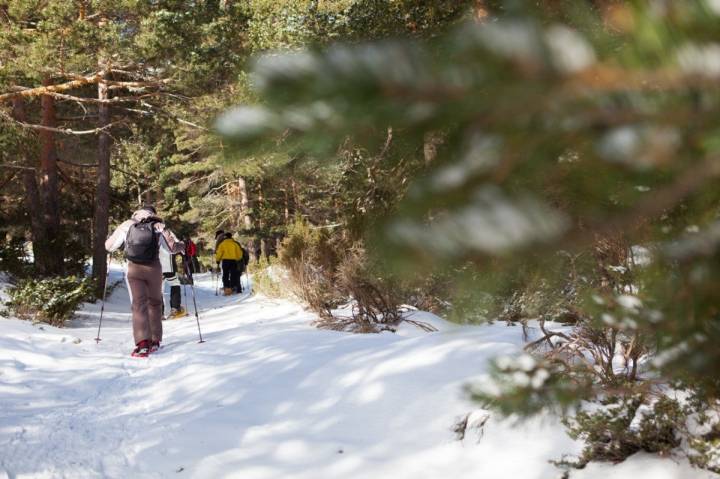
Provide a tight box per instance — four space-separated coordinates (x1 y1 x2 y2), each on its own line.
355 382 385 404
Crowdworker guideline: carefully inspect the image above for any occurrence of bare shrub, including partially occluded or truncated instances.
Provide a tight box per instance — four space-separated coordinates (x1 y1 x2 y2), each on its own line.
277 218 438 333
329 246 404 332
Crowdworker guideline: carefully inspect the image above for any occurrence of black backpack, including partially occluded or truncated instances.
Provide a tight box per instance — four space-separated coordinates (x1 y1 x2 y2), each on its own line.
124 219 159 264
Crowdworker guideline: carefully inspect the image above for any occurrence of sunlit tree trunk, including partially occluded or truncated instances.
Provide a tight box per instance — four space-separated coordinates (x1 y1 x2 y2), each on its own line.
258 183 266 261
237 176 256 262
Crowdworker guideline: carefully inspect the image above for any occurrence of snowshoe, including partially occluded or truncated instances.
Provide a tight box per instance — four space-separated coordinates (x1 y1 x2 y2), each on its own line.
131 340 150 358
168 307 188 320
150 341 161 353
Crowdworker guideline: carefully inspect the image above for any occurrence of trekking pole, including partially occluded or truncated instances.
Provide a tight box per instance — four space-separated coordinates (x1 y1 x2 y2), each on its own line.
95 254 111 343
214 267 218 296
183 256 205 343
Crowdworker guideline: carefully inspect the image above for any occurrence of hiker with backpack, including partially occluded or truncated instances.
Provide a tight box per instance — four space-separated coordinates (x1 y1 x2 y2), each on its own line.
215 232 242 296
161 249 186 320
105 205 185 357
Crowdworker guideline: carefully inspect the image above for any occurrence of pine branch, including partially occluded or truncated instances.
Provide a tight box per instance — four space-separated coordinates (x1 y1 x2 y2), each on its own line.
0 76 170 102
107 79 171 90
56 158 142 179
4 117 123 135
48 92 163 104
0 163 35 171
1 108 123 135
0 73 103 102
570 155 720 247
138 101 209 130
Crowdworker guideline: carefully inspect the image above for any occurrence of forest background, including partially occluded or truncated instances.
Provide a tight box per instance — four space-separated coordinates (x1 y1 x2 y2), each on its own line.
3 0 720 472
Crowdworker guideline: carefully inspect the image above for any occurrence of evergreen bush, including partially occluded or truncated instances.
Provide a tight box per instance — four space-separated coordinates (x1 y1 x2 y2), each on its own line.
0 238 31 278
6 276 96 327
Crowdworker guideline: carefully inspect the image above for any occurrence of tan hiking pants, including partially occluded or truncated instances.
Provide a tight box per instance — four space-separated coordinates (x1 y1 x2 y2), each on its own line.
126 260 163 344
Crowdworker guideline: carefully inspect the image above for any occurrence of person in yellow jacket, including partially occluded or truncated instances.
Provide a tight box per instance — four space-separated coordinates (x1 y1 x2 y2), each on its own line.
215 232 243 295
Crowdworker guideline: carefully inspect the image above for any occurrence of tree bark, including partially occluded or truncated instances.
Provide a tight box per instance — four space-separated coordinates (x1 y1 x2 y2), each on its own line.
238 176 256 262
11 97 48 271
257 183 265 261
39 78 64 275
238 176 252 231
291 178 300 214
22 171 44 248
283 187 290 224
92 69 112 296
0 73 102 103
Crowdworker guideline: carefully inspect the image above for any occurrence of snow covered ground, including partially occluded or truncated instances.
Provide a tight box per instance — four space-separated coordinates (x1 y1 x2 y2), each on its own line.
0 265 717 479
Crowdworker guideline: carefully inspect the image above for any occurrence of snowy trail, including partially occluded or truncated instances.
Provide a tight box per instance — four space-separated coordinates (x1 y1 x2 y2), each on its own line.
1 266 716 479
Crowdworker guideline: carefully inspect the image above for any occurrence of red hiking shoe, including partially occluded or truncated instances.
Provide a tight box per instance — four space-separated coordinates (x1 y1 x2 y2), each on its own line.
131 340 150 358
149 341 160 353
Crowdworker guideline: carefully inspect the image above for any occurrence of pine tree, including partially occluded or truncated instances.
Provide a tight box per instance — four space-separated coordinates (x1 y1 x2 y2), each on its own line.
218 0 720 444
0 0 248 289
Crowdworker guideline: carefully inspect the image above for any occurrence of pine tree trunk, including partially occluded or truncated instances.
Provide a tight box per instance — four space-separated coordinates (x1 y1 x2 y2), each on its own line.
257 183 265 261
22 169 44 248
12 97 47 271
238 176 251 230
284 187 290 224
291 179 300 213
92 69 112 296
238 176 256 262
260 238 267 260
39 78 63 275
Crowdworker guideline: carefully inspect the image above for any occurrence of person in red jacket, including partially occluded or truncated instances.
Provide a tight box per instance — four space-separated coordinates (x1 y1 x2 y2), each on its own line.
184 236 198 274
